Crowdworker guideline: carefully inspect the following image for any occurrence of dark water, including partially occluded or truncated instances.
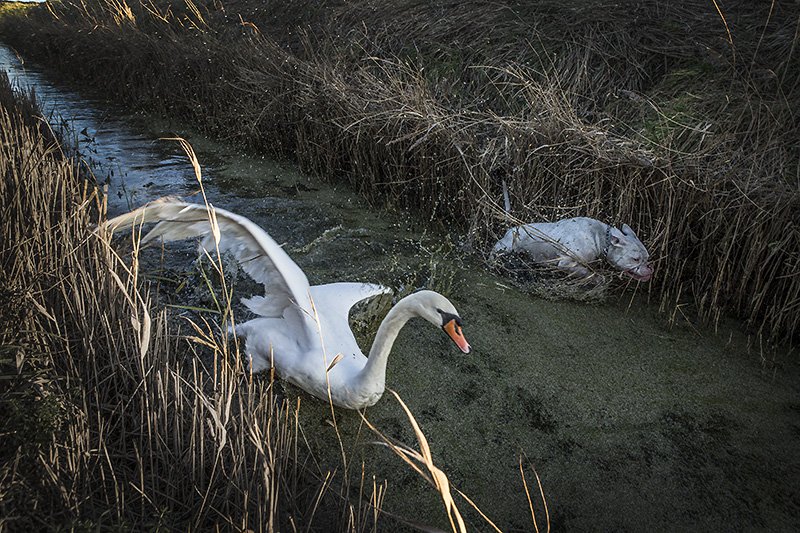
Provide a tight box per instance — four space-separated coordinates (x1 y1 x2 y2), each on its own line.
4 43 800 532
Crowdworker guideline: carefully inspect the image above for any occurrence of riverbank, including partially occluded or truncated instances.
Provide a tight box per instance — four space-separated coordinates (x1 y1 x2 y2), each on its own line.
1 0 798 347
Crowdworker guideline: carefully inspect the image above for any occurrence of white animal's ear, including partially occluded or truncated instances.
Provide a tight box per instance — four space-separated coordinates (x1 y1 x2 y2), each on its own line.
610 226 626 246
621 223 638 238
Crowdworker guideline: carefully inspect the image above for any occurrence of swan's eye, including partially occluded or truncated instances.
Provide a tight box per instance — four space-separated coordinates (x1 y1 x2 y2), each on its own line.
437 309 461 328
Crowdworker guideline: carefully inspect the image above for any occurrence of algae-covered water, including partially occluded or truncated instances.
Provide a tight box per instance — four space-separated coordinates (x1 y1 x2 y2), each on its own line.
3 45 799 531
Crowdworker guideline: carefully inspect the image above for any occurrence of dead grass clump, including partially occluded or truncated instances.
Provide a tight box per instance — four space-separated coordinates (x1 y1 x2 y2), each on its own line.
363 390 551 533
1 0 798 348
490 254 612 304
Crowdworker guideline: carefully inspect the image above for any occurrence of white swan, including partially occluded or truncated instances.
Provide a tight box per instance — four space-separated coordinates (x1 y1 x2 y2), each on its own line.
104 199 471 409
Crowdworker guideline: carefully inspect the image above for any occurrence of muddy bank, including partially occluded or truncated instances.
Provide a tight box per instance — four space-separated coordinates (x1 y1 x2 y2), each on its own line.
3 45 800 532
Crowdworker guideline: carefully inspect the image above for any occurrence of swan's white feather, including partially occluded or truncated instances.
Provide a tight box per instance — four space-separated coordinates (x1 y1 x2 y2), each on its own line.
309 282 391 326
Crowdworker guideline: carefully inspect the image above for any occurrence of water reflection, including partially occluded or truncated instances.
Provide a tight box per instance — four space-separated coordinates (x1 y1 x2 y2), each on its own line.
0 44 196 214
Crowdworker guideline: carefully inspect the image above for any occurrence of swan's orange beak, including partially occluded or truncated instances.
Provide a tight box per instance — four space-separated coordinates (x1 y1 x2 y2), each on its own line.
443 319 471 354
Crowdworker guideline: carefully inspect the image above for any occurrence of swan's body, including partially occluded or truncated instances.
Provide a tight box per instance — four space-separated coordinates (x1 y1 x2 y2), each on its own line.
104 199 470 409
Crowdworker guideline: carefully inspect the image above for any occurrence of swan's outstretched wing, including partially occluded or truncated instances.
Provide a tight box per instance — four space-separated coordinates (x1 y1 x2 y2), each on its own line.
307 282 392 359
104 199 313 321
309 283 392 323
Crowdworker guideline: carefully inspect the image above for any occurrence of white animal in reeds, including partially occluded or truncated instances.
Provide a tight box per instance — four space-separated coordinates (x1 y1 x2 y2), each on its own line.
104 199 471 409
492 217 653 282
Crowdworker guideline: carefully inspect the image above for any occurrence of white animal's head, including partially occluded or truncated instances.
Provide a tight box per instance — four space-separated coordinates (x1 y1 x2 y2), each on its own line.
605 224 653 282
408 290 471 353
489 226 522 259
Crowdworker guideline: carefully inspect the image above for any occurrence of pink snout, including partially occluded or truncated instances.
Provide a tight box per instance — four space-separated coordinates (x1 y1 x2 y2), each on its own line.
626 263 653 282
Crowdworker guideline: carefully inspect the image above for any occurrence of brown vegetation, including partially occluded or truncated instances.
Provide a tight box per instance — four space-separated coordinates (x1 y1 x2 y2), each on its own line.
1 0 797 348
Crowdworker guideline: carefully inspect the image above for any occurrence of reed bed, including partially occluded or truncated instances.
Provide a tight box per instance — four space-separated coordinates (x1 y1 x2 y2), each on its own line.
0 73 391 531
2 0 797 349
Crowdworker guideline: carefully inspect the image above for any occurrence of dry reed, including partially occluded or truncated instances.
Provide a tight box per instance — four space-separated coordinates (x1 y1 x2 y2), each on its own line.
362 390 550 533
0 72 389 531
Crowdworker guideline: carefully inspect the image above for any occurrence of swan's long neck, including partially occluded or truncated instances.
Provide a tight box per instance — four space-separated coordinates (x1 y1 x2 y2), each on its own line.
355 299 420 389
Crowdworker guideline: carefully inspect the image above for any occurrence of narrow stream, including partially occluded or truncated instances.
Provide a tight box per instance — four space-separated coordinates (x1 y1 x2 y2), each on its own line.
4 44 799 531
